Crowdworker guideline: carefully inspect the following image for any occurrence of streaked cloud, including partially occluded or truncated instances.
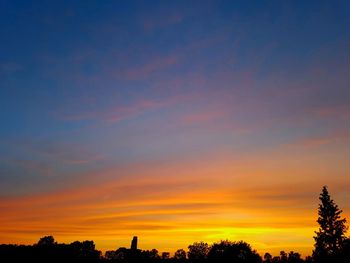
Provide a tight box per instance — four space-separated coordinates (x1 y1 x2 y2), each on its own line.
1 151 349 255
123 55 179 80
288 130 350 148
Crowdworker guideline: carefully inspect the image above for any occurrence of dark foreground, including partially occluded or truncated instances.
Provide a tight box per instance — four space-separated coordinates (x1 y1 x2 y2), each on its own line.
1 236 350 263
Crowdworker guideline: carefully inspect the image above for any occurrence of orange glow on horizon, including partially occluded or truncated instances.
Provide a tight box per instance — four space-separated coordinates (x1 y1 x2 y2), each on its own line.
1 149 349 258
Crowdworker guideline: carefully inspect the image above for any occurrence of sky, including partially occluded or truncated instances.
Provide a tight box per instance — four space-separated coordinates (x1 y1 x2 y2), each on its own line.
1 0 350 257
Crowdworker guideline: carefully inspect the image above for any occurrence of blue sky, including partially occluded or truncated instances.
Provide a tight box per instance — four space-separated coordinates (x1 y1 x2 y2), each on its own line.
1 0 350 193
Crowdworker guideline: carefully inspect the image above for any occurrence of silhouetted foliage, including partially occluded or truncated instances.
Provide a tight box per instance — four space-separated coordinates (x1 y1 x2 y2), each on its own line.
105 250 120 261
263 252 272 263
0 237 101 263
207 240 262 263
174 249 187 261
37 235 56 246
279 251 288 263
139 248 160 262
272 256 281 263
288 251 303 263
162 252 170 259
0 237 327 263
339 238 350 263
313 186 348 263
187 242 209 262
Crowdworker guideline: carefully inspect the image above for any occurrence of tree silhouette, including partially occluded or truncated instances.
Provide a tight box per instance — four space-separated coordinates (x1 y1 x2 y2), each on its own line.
263 252 272 263
174 249 187 261
340 238 350 263
313 186 348 262
288 251 303 263
187 242 209 262
105 250 119 261
161 252 170 259
37 235 56 246
207 240 261 263
279 251 287 263
141 248 160 262
149 248 160 259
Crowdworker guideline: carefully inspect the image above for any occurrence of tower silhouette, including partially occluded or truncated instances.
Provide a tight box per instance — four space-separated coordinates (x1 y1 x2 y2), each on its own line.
131 236 137 250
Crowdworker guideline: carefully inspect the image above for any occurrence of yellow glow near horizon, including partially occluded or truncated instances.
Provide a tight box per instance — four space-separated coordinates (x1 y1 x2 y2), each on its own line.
1 149 349 258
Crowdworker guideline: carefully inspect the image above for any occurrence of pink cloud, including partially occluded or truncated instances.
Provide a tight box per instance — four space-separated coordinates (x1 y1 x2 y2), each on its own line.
105 99 166 123
124 55 179 80
152 73 208 96
289 130 350 148
181 110 227 125
309 105 350 120
60 94 192 124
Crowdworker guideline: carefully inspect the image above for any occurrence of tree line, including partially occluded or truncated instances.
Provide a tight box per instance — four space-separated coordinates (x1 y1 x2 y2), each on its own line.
1 186 349 263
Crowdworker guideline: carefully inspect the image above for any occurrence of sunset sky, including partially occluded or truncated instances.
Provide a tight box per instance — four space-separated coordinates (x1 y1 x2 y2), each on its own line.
1 0 350 257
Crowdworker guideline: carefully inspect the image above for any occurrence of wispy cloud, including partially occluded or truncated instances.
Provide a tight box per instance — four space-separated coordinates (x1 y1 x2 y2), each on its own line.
288 130 350 148
309 104 350 121
0 170 338 255
181 110 227 125
1 146 349 254
123 55 179 80
59 99 160 122
60 93 192 124
105 100 166 122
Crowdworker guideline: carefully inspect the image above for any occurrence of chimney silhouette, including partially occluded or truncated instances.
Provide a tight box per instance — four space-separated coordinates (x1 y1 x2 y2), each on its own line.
131 236 137 250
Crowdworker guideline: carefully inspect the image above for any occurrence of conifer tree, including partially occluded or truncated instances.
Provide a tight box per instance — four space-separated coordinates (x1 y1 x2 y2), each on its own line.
313 186 348 261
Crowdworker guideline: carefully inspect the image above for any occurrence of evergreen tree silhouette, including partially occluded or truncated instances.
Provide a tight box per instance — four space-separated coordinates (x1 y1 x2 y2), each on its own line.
313 186 348 262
